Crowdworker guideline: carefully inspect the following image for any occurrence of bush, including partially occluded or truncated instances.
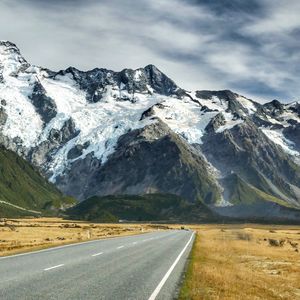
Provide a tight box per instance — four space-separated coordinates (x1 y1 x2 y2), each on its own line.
235 232 252 241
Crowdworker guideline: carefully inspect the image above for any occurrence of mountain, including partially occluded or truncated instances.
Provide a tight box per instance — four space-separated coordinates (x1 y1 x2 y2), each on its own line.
67 194 217 223
56 120 221 204
1 40 300 221
0 146 75 217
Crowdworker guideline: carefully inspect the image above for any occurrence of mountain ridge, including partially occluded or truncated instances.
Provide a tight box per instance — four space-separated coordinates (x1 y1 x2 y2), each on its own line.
1 41 300 221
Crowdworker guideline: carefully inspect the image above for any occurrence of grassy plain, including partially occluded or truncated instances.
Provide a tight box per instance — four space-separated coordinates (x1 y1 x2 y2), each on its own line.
1 219 299 299
179 224 300 300
0 217 164 256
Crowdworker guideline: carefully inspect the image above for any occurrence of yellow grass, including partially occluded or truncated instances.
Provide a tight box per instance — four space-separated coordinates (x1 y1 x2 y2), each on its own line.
0 217 167 256
179 224 300 300
1 219 299 299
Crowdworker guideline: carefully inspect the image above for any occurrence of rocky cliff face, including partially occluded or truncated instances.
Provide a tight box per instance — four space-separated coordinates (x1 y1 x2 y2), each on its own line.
1 40 300 221
56 121 221 203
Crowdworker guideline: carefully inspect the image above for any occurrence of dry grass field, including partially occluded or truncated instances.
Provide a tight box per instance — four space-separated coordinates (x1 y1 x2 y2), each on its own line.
179 224 300 300
1 219 299 299
0 217 165 256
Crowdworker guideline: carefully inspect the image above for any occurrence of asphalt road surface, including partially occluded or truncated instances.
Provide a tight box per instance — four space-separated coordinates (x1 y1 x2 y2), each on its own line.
0 229 194 300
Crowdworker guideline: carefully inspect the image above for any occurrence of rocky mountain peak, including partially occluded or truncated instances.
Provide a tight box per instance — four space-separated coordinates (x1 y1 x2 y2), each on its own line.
0 40 21 53
195 89 236 100
53 63 185 103
195 89 259 118
142 64 182 96
0 40 29 79
261 99 284 117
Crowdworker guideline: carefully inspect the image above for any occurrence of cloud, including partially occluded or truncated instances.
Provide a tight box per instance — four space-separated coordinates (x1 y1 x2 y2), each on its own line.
0 0 299 102
243 0 300 35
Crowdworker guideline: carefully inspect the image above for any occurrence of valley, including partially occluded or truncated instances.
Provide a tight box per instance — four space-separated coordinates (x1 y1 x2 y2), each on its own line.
1 2 300 299
0 39 300 300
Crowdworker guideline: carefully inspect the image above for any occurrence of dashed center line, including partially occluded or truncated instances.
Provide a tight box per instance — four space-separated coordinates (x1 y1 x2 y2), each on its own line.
44 264 64 271
117 245 124 249
92 252 103 257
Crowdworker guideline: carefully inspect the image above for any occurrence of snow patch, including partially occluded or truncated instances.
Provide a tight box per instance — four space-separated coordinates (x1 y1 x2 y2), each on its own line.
214 198 233 207
0 71 43 149
216 113 244 133
153 96 219 144
134 69 143 82
236 96 257 114
261 127 300 156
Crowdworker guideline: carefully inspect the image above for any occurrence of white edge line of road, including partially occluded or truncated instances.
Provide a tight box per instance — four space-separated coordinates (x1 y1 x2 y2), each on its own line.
148 231 195 300
0 231 169 260
44 264 64 271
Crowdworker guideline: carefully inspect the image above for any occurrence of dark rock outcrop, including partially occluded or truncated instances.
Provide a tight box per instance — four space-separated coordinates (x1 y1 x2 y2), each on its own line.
55 64 186 103
261 99 284 117
196 90 258 117
283 123 300 152
205 113 226 133
0 107 7 126
29 81 57 123
30 118 79 168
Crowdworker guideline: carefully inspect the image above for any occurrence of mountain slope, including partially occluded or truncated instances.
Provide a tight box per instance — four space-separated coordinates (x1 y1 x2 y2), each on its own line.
0 146 75 217
0 41 300 221
56 120 222 204
201 119 300 208
67 193 217 223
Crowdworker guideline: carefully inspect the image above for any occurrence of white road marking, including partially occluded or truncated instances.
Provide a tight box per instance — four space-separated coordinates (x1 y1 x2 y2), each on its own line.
148 232 195 300
117 245 124 249
92 252 103 257
0 233 155 260
132 242 137 245
44 264 64 271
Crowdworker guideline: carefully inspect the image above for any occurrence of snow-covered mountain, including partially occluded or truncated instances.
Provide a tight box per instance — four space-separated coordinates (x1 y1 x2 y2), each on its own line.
1 40 300 221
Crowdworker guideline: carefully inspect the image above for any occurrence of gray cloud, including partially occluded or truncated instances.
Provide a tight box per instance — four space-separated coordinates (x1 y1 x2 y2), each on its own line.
0 0 299 102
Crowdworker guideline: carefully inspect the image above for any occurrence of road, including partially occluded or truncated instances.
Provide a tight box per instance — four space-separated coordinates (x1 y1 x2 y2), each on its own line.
0 230 194 300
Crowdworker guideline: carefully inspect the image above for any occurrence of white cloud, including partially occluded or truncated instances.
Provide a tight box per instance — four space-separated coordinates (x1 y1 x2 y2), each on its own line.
244 0 300 35
0 0 299 102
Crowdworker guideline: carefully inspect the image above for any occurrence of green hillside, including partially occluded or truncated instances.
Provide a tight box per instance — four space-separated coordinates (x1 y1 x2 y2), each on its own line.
222 173 291 207
67 193 217 222
0 146 76 217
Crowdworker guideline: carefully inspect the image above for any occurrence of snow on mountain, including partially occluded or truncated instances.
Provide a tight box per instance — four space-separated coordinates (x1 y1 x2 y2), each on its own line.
254 99 300 158
0 41 256 182
153 97 218 144
260 127 299 156
1 41 300 219
1 41 300 168
41 75 163 180
0 42 43 148
0 41 29 77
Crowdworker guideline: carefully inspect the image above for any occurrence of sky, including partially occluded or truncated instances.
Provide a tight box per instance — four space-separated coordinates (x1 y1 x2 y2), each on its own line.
0 0 299 103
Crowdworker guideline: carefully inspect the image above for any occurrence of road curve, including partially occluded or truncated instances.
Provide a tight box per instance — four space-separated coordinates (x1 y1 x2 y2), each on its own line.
0 230 194 300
